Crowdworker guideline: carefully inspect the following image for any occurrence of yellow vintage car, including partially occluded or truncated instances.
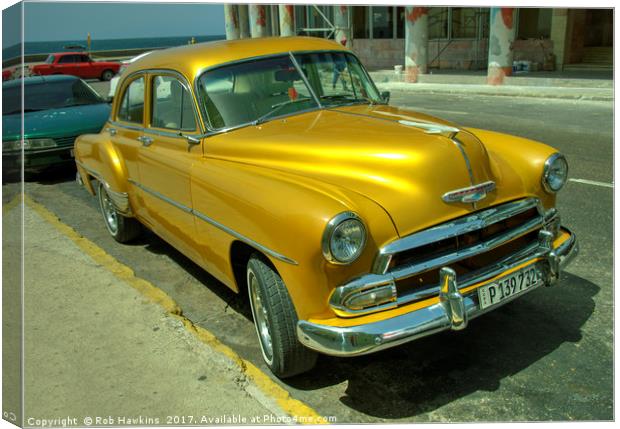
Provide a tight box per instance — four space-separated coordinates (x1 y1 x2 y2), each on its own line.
75 37 578 378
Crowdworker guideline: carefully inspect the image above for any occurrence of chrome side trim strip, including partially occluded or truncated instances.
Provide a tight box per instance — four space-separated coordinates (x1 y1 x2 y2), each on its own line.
192 210 298 265
75 160 102 181
128 179 192 214
128 179 298 265
108 120 208 140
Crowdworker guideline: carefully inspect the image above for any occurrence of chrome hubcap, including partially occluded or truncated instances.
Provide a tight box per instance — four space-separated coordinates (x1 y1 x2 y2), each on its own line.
248 269 273 364
99 185 118 235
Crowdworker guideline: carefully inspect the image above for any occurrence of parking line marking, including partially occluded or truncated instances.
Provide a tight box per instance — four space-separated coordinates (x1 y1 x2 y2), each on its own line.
24 195 327 425
569 178 614 188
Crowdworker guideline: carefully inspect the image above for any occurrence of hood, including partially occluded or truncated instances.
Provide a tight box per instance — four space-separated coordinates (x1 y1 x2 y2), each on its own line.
3 103 110 142
206 104 527 237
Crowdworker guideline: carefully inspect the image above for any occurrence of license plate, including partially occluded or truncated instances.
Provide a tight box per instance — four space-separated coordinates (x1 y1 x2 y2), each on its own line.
69 149 74 157
478 264 543 310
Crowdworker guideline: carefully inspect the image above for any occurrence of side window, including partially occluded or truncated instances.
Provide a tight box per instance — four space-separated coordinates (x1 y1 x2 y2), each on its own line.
151 75 197 131
117 77 145 124
77 55 90 63
58 55 74 64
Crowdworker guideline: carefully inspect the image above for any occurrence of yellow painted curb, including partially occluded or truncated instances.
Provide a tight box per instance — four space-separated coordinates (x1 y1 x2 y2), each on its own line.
24 195 327 425
3 194 22 216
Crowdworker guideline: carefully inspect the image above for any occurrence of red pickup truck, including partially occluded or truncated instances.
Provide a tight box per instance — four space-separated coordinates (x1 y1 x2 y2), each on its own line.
30 52 121 81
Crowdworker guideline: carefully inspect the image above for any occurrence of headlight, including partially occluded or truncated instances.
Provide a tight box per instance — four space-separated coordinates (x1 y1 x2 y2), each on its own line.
3 140 22 152
542 153 568 193
322 212 367 264
3 138 57 152
24 138 57 150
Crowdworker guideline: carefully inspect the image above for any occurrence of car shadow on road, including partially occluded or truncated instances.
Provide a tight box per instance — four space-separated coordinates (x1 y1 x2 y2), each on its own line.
286 272 598 419
127 228 599 420
3 164 76 186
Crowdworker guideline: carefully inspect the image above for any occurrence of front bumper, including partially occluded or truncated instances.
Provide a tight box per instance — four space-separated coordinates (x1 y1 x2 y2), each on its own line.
297 227 578 357
3 146 75 173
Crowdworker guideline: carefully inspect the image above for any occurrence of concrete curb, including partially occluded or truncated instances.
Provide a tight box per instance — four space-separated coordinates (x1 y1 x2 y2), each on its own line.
375 81 614 102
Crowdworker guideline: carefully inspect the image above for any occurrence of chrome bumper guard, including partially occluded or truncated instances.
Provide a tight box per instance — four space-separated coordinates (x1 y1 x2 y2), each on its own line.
297 228 578 357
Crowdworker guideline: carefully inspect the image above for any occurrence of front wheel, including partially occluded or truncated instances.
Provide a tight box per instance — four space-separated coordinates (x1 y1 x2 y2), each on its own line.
97 181 140 243
247 255 317 378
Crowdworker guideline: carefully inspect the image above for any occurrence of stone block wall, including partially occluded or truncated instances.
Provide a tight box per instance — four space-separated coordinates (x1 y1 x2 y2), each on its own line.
350 39 405 70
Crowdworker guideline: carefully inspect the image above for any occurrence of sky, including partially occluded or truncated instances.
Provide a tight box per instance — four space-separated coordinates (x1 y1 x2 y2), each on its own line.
3 1 225 48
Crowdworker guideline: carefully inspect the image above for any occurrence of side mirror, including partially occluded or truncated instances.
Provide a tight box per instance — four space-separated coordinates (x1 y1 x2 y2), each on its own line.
381 91 390 104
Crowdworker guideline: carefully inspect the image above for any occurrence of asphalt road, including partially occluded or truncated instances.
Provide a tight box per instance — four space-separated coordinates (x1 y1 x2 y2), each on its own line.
6 90 613 422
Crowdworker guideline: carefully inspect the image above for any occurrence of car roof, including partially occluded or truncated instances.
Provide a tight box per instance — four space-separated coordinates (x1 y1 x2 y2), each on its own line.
3 74 79 88
49 52 88 56
123 36 347 84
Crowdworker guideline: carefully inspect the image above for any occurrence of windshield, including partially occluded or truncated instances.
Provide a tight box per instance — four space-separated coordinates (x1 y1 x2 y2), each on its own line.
3 79 104 115
196 51 382 130
197 55 317 130
294 51 382 107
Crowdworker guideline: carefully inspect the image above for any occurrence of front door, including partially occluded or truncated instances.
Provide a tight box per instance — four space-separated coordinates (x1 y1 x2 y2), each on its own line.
137 73 204 263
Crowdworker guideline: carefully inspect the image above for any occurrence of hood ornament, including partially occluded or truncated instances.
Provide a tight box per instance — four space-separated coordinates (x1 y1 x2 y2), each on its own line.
442 181 496 204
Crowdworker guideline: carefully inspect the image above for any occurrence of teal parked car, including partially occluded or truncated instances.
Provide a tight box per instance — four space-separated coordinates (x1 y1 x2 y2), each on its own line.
3 75 110 176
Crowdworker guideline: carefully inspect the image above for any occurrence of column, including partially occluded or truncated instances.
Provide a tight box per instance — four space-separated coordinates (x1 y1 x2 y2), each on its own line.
249 4 269 38
487 7 517 85
238 5 250 39
404 7 429 83
279 5 295 37
333 5 350 47
550 9 569 71
224 4 240 40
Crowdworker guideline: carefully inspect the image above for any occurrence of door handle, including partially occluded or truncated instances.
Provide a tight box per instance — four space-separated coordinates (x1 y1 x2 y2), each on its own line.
137 135 154 147
105 127 117 136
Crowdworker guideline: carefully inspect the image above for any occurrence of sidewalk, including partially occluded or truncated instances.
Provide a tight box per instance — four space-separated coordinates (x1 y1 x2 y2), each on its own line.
14 200 289 426
370 69 614 102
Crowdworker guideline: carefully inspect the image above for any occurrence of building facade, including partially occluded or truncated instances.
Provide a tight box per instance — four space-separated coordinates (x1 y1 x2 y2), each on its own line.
224 6 613 82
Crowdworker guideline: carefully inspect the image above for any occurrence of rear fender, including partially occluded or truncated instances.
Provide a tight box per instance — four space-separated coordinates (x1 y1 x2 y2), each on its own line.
74 132 132 215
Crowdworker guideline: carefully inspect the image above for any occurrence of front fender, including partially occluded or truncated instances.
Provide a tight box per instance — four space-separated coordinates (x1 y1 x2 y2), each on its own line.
190 158 399 320
467 127 558 210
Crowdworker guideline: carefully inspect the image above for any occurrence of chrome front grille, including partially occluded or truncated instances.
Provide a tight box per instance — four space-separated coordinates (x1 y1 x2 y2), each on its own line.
330 198 561 317
54 135 78 147
377 198 552 305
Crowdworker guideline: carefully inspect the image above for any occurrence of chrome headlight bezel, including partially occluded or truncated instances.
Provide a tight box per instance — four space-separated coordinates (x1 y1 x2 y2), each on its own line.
322 211 367 265
542 153 568 193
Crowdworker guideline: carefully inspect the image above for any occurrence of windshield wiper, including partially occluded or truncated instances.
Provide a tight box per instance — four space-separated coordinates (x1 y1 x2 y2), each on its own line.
252 97 313 125
320 94 377 106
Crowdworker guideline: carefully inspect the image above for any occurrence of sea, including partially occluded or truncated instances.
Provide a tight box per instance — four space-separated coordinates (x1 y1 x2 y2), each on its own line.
3 34 225 60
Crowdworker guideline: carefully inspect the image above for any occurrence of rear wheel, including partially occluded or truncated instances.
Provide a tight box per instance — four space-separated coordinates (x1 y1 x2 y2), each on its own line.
101 69 114 81
247 255 317 378
97 181 140 243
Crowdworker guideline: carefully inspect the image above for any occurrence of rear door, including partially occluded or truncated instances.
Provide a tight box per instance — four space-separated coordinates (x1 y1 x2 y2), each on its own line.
136 72 204 263
75 54 95 79
109 74 148 220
